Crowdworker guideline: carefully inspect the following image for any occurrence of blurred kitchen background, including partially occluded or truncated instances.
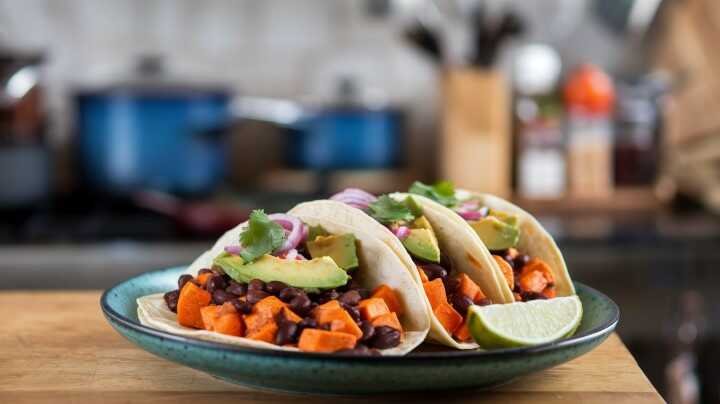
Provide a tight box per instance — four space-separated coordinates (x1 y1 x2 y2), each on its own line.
1 0 719 401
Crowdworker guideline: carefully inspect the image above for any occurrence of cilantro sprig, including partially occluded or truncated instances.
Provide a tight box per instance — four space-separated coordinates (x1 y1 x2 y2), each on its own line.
238 210 286 263
408 180 458 207
367 195 416 225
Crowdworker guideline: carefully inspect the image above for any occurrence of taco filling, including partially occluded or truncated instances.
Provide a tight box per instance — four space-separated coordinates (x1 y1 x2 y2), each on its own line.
161 210 406 354
330 189 490 343
409 181 556 302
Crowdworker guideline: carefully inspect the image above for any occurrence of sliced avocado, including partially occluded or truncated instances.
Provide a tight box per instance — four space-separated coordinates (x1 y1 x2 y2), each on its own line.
307 224 330 242
404 195 424 218
411 215 433 230
214 253 349 290
488 209 518 226
402 229 441 263
306 234 359 271
470 216 520 250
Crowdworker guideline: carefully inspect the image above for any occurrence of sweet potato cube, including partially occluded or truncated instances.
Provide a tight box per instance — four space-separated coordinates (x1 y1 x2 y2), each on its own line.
298 329 358 353
453 317 473 342
252 296 286 318
433 302 463 334
281 307 303 323
357 298 390 321
370 312 403 332
200 305 219 331
213 312 244 337
197 272 212 286
422 278 447 309
246 321 278 343
371 284 404 316
177 282 212 329
314 300 362 338
457 273 481 301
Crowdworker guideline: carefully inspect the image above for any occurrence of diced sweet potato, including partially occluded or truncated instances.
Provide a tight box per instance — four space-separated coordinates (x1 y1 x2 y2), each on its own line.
246 322 278 343
197 272 213 286
492 255 514 290
456 273 481 301
298 329 358 353
357 298 390 321
252 296 286 318
200 304 219 331
281 307 303 323
177 282 212 329
213 311 244 337
433 302 463 334
370 312 403 332
543 286 557 299
521 258 555 284
314 300 363 338
371 284 404 316
519 270 548 294
453 317 473 342
422 278 447 309
417 266 429 283
243 313 271 334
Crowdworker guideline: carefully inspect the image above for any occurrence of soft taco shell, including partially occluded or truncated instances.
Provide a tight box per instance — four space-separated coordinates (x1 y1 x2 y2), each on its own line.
137 206 430 355
290 198 514 349
455 190 575 297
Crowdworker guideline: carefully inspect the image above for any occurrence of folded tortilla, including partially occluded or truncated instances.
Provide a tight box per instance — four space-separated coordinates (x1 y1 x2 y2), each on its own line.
290 197 516 349
137 203 430 355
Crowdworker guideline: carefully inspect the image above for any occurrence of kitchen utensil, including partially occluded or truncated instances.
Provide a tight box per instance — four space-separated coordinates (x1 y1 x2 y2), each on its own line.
102 267 618 394
75 56 231 196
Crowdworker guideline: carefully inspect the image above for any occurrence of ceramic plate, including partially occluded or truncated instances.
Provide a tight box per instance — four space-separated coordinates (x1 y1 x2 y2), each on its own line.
101 266 619 394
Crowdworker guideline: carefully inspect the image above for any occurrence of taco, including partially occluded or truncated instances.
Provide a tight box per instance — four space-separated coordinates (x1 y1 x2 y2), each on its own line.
137 206 430 355
407 181 575 301
290 189 514 349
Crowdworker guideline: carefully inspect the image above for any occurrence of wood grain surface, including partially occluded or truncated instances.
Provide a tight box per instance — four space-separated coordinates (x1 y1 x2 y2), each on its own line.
0 291 664 403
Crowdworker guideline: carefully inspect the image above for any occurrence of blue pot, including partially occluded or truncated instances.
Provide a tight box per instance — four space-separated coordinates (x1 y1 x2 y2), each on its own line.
284 108 402 169
76 88 231 196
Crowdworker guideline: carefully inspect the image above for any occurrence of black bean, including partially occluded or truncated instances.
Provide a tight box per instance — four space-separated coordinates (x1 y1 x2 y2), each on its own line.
298 317 318 331
344 278 362 291
248 279 266 291
520 291 547 301
275 320 299 345
356 288 371 300
360 321 375 342
163 290 180 312
212 289 234 305
278 287 301 302
289 294 312 316
246 289 270 304
178 274 194 290
370 326 401 349
338 290 362 306
420 263 447 281
206 275 227 294
266 281 288 295
231 298 253 314
320 322 332 331
342 303 362 323
451 294 473 315
198 268 213 275
319 289 340 303
226 281 247 297
439 253 454 274
476 298 491 306
444 276 460 294
514 254 530 270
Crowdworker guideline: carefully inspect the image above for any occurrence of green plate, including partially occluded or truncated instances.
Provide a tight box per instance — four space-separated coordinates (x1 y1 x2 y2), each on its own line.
101 266 619 394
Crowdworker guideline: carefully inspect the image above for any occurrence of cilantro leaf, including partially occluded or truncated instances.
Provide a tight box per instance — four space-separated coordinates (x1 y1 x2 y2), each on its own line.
238 210 286 263
367 195 416 225
408 180 458 207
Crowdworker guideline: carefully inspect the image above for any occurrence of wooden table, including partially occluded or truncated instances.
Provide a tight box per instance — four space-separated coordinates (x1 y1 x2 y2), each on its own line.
0 291 663 403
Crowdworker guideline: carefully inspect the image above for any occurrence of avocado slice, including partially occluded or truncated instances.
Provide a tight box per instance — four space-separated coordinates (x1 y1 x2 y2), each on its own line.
401 215 441 263
214 254 349 290
470 216 520 250
488 209 518 226
307 224 330 242
306 234 359 271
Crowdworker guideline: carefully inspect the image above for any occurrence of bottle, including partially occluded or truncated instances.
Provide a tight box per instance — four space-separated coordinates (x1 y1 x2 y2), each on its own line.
564 64 615 199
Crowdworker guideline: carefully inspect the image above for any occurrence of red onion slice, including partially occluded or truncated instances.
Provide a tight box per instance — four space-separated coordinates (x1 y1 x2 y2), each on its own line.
224 245 243 255
268 213 304 255
392 225 411 240
457 209 484 221
284 249 298 261
330 188 377 210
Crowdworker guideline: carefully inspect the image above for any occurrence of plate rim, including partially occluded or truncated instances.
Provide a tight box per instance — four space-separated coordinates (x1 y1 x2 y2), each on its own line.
101 266 619 362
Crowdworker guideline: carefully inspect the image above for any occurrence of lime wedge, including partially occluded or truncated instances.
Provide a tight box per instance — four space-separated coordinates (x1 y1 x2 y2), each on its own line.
467 296 582 349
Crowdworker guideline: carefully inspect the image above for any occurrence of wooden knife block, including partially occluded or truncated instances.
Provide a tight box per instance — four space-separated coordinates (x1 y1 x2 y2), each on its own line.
440 69 511 198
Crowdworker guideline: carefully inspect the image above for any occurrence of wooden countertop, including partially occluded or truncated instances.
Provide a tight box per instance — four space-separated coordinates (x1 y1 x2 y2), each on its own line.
0 291 663 403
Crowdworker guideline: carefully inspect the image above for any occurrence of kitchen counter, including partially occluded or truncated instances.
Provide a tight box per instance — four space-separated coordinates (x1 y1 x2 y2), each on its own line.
1 291 663 403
